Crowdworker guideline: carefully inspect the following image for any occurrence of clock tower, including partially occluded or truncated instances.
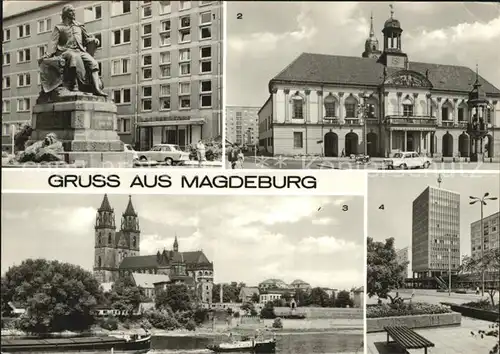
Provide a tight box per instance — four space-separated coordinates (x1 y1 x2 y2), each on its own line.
378 4 408 68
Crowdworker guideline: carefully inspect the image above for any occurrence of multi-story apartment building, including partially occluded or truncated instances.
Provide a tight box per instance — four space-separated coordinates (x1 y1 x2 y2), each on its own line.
412 186 460 279
471 211 500 260
2 0 223 152
225 106 259 147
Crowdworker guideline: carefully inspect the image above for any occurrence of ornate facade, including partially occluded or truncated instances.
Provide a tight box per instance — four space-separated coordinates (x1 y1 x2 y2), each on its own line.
258 10 500 158
93 194 213 303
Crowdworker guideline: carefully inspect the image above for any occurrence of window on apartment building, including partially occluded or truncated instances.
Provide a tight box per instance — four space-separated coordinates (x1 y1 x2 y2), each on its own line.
143 36 152 49
111 58 130 75
142 5 152 18
200 46 212 59
3 76 11 89
3 29 11 42
200 61 212 73
179 30 190 43
200 12 212 25
160 65 171 78
142 67 152 80
37 45 48 59
160 84 170 97
2 100 10 113
180 16 191 28
293 132 303 148
142 24 152 36
160 97 171 110
179 1 191 11
113 89 131 104
179 82 190 95
160 52 171 64
159 1 171 14
200 95 212 108
17 24 30 38
17 49 31 63
37 18 51 33
118 118 131 133
200 26 212 40
160 33 171 46
161 20 171 32
142 98 152 111
111 0 131 16
200 80 212 93
17 73 31 87
2 53 10 66
113 28 131 45
17 98 30 112
142 86 152 98
179 49 190 62
179 95 191 109
180 63 191 75
142 54 152 66
84 5 102 22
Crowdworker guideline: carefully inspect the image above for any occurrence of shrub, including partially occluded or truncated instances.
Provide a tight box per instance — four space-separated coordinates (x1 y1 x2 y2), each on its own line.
250 309 258 317
272 318 283 329
366 302 452 318
185 319 196 331
100 316 119 331
145 310 181 330
462 299 499 312
233 312 240 318
193 308 209 324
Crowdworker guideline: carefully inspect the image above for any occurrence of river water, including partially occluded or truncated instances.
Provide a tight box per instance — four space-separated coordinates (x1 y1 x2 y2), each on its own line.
11 331 363 354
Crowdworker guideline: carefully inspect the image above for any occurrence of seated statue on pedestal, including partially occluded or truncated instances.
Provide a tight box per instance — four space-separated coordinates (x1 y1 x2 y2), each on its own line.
39 4 106 99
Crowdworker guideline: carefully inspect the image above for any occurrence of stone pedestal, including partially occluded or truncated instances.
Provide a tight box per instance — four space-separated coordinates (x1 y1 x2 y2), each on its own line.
30 94 127 167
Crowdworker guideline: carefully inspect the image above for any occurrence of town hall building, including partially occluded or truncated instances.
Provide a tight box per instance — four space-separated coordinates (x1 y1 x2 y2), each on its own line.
93 194 214 303
258 9 500 158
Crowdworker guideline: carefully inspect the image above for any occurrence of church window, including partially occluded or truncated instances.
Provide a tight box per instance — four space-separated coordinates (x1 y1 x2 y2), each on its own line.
97 256 101 267
108 233 112 243
291 96 303 119
132 236 136 247
98 234 102 246
324 96 336 118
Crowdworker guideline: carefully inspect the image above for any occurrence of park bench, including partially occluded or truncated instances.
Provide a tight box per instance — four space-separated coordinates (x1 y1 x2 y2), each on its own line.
384 326 435 354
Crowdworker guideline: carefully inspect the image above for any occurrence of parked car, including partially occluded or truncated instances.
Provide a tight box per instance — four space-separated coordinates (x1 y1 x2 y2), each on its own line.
383 151 432 169
124 144 139 161
2 151 14 165
137 144 190 165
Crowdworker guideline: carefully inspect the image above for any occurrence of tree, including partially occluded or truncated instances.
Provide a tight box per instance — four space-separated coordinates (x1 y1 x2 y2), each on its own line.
211 282 242 303
460 248 499 306
260 302 275 319
1 259 102 334
251 293 260 303
294 289 310 307
367 237 408 303
106 274 146 316
156 284 192 312
309 288 330 307
334 290 354 308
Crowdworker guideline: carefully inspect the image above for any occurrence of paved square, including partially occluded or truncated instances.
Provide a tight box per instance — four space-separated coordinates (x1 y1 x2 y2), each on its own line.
367 317 498 354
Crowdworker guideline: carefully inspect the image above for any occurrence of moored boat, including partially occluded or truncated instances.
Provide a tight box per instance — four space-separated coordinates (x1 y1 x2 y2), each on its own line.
207 338 276 353
1 333 151 352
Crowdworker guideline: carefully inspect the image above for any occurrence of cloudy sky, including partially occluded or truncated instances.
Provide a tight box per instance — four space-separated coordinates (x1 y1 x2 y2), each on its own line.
227 1 500 106
369 173 500 274
2 194 364 290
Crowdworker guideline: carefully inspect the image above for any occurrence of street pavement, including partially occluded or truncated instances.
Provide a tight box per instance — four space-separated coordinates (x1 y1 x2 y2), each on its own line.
367 317 498 354
235 156 500 170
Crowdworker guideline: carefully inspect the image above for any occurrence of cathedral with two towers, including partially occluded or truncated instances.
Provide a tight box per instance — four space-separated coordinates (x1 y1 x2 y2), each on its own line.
93 194 214 303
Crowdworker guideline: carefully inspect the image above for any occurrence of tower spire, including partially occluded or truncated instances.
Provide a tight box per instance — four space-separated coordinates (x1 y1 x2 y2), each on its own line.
98 194 113 212
173 233 179 252
123 195 137 216
369 11 375 37
390 4 394 19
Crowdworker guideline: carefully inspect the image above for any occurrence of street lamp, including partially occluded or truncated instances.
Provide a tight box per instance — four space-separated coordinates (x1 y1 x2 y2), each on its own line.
445 233 453 297
361 92 371 156
469 192 498 296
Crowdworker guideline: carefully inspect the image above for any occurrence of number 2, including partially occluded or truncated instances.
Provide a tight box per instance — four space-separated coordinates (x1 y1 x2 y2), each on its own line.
237 13 243 19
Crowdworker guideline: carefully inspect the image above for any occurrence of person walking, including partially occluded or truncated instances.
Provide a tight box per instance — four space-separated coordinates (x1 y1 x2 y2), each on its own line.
237 148 245 169
196 140 206 166
228 144 239 169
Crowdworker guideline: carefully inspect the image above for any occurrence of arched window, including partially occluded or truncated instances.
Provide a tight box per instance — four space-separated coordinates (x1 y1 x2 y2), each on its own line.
291 95 303 119
97 256 102 268
132 236 136 247
402 97 413 117
98 234 102 246
324 95 336 118
108 232 112 243
458 102 467 122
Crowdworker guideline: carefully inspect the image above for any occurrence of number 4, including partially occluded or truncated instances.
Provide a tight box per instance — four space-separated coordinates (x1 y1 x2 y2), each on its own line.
379 204 385 210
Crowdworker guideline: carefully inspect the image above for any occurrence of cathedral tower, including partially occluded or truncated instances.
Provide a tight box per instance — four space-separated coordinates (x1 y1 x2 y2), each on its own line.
118 195 140 261
173 234 179 252
94 194 119 283
378 4 408 68
362 12 381 59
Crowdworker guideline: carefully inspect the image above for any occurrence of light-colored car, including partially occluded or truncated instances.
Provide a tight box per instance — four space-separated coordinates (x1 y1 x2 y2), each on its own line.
124 144 139 161
137 144 190 165
383 151 432 169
